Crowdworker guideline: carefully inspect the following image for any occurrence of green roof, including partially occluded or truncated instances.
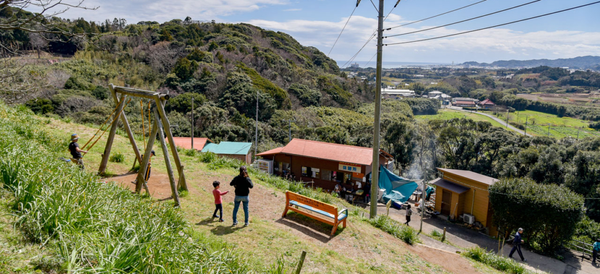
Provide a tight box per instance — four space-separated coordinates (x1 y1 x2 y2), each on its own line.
201 142 252 155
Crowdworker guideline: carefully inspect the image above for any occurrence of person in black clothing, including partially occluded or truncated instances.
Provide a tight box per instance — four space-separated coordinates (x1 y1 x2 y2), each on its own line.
230 166 254 227
68 134 87 169
364 181 371 203
143 150 156 181
405 204 412 225
509 228 527 262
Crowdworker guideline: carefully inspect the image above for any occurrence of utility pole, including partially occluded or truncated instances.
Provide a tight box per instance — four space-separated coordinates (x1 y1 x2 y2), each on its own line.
285 118 295 143
547 125 551 137
191 96 194 150
524 116 528 136
577 127 580 140
505 109 509 128
255 90 259 162
370 0 384 219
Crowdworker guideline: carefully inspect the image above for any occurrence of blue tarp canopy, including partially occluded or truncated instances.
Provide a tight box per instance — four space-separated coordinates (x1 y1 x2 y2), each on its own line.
378 166 419 204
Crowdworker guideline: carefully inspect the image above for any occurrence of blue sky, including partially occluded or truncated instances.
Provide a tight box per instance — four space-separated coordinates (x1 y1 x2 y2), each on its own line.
44 0 600 65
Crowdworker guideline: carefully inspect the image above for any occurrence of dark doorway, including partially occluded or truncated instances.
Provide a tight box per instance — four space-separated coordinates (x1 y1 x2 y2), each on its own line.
441 189 452 216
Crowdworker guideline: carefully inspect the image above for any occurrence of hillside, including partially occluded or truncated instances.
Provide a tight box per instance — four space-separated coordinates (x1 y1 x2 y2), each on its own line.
462 56 600 70
0 102 503 273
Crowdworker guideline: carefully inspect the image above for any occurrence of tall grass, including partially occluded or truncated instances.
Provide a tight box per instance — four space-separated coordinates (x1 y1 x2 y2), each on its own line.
462 247 530 274
0 102 249 273
364 215 420 245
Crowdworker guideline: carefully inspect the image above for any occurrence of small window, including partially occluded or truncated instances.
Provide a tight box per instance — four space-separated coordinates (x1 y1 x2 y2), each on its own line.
321 170 332 181
312 168 320 178
301 166 309 177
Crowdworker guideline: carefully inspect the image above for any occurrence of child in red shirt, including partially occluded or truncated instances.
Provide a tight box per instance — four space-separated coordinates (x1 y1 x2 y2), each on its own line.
212 181 229 222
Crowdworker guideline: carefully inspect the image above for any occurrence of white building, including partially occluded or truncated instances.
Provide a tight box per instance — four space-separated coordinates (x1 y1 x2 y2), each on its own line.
382 88 416 99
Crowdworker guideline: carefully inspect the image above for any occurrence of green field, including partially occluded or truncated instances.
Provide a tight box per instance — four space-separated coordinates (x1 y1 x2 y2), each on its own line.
501 110 600 139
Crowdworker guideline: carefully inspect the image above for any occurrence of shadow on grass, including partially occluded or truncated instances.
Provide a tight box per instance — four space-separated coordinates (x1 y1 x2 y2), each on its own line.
276 212 343 243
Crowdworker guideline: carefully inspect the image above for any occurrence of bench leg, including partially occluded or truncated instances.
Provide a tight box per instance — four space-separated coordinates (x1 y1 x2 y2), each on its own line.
282 207 289 218
331 224 338 236
343 218 347 228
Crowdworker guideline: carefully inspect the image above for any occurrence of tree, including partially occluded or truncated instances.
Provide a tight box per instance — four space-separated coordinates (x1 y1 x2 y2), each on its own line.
0 0 96 104
384 121 415 172
490 177 584 254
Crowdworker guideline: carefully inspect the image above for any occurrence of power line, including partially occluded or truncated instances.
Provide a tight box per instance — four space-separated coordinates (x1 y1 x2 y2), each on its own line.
386 0 488 30
385 1 600 46
364 52 377 67
385 0 542 38
340 0 401 68
328 1 361 56
369 0 379 13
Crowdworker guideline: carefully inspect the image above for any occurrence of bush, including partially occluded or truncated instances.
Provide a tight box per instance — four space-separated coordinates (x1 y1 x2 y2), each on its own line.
462 247 529 274
109 153 124 163
490 178 584 254
402 98 439 115
365 215 419 245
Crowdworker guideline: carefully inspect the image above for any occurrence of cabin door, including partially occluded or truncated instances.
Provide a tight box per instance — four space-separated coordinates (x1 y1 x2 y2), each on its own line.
441 189 452 216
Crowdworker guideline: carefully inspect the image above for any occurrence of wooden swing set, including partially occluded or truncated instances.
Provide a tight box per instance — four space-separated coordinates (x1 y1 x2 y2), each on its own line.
90 84 188 206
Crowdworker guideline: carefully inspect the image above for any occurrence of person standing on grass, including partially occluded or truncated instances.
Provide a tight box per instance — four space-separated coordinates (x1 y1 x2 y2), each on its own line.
68 134 87 170
509 228 527 262
593 238 600 265
212 181 228 222
230 166 253 227
405 204 412 226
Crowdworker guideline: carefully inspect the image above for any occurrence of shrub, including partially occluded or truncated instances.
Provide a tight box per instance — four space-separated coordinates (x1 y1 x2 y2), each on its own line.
490 178 584 254
109 153 124 163
462 247 529 274
365 215 419 245
92 86 108 100
198 151 218 163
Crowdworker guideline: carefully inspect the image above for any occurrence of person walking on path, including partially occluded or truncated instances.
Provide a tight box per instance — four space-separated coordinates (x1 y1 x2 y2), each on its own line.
230 166 253 227
405 204 412 226
68 134 87 169
212 181 229 222
593 238 600 265
509 228 527 262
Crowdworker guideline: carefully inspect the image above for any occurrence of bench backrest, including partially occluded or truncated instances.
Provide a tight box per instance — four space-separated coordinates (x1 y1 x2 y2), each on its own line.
286 191 337 215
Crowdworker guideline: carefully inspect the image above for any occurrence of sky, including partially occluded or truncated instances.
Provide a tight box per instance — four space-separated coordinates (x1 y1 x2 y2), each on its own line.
30 0 600 66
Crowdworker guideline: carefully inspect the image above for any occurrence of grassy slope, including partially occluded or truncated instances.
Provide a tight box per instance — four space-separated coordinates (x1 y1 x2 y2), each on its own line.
0 104 505 273
417 109 600 139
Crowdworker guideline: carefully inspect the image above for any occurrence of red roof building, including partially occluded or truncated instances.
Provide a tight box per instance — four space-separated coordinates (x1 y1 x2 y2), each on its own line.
170 137 212 151
453 100 476 107
257 139 394 190
479 99 496 109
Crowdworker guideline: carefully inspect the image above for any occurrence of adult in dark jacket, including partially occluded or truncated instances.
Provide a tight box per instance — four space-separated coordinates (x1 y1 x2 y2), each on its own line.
509 228 527 262
230 166 254 226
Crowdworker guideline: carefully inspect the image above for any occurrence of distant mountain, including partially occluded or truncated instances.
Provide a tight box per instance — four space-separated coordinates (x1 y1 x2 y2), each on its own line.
462 56 600 70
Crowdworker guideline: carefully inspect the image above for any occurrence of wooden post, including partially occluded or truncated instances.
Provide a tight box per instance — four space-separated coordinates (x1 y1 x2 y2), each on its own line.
156 98 188 191
295 251 307 274
98 93 127 175
442 227 446 242
154 109 180 207
109 84 142 164
136 118 158 194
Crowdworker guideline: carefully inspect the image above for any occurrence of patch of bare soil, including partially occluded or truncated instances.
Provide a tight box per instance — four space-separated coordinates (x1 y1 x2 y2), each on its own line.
410 245 480 274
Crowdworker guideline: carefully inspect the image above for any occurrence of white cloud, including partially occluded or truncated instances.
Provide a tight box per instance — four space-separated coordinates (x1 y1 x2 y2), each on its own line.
248 17 600 63
45 0 287 24
284 8 301 12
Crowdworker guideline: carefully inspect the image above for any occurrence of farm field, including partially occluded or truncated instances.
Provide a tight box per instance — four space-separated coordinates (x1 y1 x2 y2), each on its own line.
0 103 503 273
517 93 600 107
499 110 600 139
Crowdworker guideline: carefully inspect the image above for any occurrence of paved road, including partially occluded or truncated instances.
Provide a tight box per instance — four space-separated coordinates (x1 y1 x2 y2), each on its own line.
376 202 599 274
447 106 532 137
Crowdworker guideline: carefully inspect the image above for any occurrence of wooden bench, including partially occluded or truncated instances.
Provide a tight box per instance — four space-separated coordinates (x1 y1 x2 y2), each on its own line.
282 191 348 236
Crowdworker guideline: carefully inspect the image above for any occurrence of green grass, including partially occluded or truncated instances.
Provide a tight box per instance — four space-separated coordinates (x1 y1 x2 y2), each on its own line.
0 103 250 273
462 247 532 274
364 215 420 245
497 110 600 139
